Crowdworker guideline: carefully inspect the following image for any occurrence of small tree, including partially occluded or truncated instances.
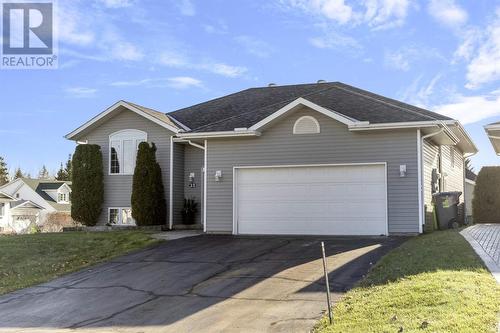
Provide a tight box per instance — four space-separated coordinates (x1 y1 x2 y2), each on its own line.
38 165 50 179
55 162 67 181
0 156 8 186
131 142 166 226
65 154 72 181
13 167 24 179
71 144 104 226
473 167 500 223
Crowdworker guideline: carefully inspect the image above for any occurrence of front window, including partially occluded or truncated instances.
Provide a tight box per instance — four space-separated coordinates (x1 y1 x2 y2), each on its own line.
58 193 68 203
0 203 4 218
109 130 147 175
108 208 135 225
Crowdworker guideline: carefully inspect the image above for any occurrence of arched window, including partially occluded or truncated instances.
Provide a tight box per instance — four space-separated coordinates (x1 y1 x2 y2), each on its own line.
109 129 147 175
293 116 320 134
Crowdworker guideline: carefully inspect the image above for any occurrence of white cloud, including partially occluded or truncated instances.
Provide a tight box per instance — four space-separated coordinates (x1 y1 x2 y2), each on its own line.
400 74 442 107
56 2 143 62
203 22 228 34
206 63 248 78
385 50 410 71
463 11 500 89
157 50 248 78
235 36 274 58
453 28 481 62
110 76 202 89
309 31 362 50
98 0 134 8
178 0 196 16
363 0 412 30
279 0 413 29
56 3 95 46
385 45 444 71
427 0 468 28
167 76 203 89
65 87 97 98
434 91 500 124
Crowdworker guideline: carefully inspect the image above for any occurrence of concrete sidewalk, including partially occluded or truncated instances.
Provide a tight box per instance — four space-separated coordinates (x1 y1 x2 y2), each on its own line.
461 224 500 283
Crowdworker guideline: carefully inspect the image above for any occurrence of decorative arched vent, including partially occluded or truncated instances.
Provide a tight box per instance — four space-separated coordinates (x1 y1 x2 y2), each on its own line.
293 116 320 134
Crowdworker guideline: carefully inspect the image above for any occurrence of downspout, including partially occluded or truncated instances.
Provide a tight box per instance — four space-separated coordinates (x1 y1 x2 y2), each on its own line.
418 127 445 234
169 136 173 229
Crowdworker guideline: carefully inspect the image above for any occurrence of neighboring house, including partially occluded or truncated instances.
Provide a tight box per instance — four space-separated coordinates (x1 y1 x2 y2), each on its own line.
65 82 477 235
464 169 477 222
485 122 500 155
0 178 72 233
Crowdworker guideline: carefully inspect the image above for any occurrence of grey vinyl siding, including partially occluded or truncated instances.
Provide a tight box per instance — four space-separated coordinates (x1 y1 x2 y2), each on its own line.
206 106 419 234
80 110 173 225
184 145 204 224
422 141 466 223
422 139 439 225
441 146 465 199
172 143 184 225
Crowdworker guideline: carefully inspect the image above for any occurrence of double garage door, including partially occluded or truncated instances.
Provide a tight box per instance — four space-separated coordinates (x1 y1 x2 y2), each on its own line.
235 164 388 236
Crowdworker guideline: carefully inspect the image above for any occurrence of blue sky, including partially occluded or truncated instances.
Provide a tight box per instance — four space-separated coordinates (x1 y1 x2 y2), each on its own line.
1 0 499 176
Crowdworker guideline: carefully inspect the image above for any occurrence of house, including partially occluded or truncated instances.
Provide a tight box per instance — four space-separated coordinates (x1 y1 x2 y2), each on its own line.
0 178 72 233
65 82 477 235
485 122 500 155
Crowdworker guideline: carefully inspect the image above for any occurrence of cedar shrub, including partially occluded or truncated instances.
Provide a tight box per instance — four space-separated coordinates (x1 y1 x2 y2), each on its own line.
71 144 104 226
131 142 166 225
472 166 500 223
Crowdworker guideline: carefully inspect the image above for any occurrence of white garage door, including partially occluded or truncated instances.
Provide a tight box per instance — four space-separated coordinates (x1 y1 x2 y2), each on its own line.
235 164 387 235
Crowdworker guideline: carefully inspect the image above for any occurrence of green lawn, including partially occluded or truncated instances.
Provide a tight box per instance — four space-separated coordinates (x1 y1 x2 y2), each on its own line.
316 230 500 333
0 231 159 295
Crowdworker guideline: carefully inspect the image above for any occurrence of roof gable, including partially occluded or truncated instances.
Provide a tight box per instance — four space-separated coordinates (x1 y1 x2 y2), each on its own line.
65 100 180 140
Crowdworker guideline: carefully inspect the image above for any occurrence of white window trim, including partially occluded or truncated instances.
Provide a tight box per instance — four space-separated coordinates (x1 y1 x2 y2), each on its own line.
293 115 321 134
108 129 148 176
108 207 136 225
57 192 69 204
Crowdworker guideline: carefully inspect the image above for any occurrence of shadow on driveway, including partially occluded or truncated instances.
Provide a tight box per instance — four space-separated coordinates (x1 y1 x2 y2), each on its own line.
0 235 407 332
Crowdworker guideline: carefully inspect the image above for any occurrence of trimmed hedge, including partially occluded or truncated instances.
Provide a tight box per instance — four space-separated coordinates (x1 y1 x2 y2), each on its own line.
472 166 500 223
71 144 104 226
131 142 166 226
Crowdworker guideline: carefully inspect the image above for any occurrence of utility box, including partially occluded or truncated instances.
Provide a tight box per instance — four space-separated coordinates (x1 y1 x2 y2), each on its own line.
432 192 462 230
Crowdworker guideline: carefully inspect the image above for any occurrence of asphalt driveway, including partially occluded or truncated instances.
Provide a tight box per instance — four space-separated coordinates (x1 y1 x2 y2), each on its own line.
0 235 406 333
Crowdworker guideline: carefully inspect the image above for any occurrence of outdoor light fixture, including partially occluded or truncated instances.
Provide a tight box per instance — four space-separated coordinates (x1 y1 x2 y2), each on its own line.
215 170 223 181
399 164 407 177
189 172 195 182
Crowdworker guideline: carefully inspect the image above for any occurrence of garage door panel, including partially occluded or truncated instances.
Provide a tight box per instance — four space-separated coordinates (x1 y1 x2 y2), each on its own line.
235 164 387 235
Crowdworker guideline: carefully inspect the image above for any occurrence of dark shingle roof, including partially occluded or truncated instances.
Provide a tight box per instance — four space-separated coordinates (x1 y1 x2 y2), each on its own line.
167 82 452 132
466 169 477 181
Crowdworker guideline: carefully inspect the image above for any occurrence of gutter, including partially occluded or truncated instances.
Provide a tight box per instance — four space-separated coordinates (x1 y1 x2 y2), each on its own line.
177 130 261 139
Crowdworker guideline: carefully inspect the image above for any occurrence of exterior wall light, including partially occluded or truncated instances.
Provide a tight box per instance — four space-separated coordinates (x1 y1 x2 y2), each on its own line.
399 164 407 177
215 170 223 182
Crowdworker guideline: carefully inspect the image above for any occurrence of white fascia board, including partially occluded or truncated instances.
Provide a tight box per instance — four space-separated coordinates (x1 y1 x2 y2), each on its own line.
65 101 180 140
484 123 500 130
177 130 261 139
0 191 15 200
349 120 443 131
465 178 476 185
249 97 364 131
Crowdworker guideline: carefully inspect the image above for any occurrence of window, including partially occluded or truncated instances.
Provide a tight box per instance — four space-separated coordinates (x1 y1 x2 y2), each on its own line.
293 116 320 134
58 193 68 203
0 203 4 218
108 208 135 225
15 193 19 198
109 130 147 175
